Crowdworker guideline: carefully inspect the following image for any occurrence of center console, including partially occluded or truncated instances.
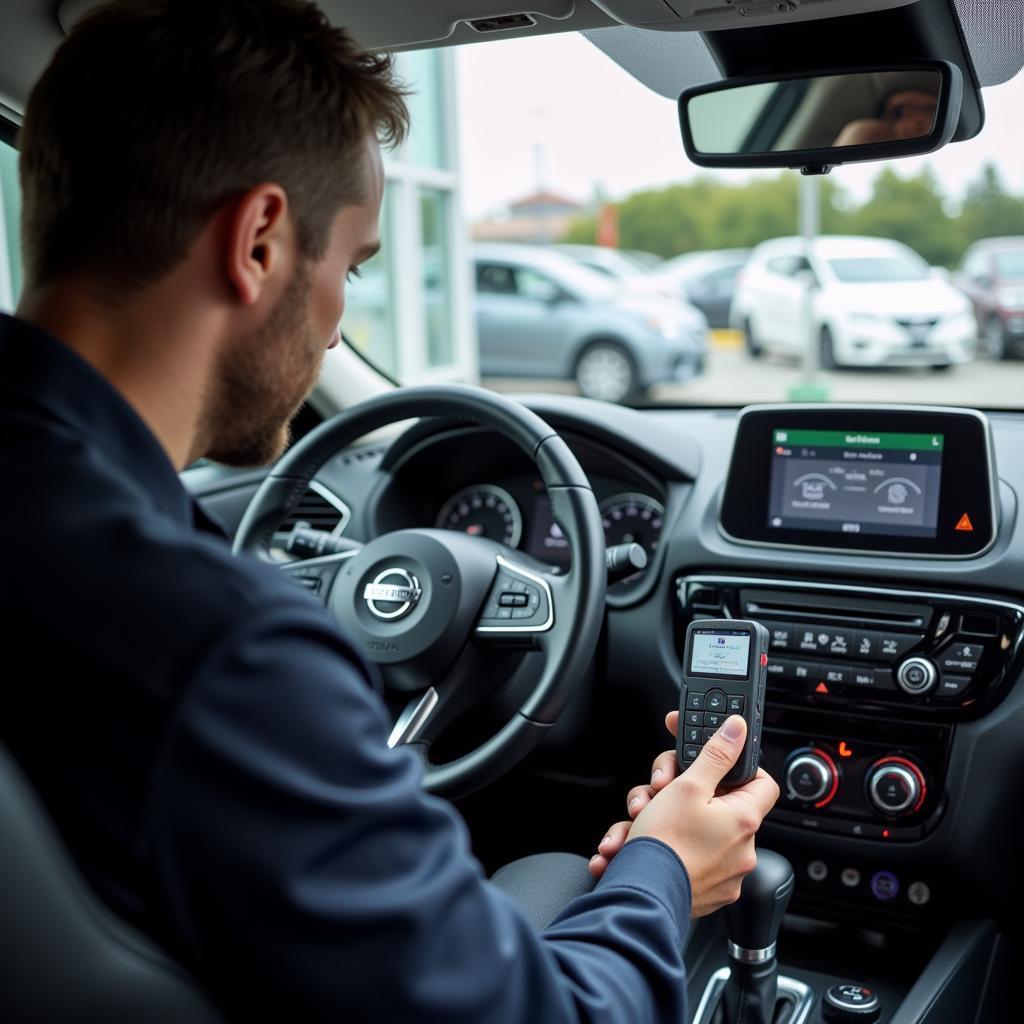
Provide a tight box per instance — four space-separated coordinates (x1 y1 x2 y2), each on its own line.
673 405 1020 1021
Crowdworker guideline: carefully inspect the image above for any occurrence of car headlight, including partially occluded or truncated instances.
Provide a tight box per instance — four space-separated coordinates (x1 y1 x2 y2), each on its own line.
998 288 1024 312
644 315 683 339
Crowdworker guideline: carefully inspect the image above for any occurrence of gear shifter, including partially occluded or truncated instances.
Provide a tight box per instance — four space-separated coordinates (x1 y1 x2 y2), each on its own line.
720 850 795 1024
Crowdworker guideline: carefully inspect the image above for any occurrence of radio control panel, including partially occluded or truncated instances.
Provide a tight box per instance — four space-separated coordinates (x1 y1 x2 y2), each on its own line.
677 576 1024 714
675 575 1024 841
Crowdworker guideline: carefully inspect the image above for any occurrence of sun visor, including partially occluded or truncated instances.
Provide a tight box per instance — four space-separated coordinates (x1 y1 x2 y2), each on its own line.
590 0 921 33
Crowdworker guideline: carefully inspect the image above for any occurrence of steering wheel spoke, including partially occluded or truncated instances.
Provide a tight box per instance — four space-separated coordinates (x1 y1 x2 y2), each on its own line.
278 548 361 604
474 555 555 641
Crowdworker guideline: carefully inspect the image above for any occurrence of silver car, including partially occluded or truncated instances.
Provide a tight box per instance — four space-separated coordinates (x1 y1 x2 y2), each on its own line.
473 243 708 403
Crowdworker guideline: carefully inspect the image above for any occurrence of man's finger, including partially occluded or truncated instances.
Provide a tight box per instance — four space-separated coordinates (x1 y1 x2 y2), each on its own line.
597 820 632 858
720 767 781 819
664 709 679 739
649 748 678 792
681 715 747 795
626 784 654 818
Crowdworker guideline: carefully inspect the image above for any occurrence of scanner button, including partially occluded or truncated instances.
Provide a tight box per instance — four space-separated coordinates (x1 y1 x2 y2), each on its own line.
682 745 700 762
702 728 718 743
684 726 702 745
726 695 745 714
686 691 706 711
705 690 727 713
685 710 703 727
703 712 724 729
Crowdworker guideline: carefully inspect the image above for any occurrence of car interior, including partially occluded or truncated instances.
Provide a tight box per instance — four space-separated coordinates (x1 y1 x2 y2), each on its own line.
1 0 1023 1022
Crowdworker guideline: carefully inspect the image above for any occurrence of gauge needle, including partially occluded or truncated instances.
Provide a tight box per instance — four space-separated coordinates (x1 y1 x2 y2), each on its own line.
467 524 484 536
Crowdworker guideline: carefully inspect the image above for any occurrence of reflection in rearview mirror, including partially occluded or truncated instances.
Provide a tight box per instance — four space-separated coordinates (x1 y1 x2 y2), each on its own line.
680 63 962 173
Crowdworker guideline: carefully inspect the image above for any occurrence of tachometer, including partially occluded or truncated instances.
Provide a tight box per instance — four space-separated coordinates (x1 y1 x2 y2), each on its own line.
436 484 523 548
600 493 664 581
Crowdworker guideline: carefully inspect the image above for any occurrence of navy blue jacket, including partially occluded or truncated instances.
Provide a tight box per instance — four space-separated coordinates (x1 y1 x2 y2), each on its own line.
0 312 692 1022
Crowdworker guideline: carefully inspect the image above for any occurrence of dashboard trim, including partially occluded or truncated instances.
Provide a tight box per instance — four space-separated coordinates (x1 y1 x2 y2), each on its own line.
716 404 999 560
678 574 1024 628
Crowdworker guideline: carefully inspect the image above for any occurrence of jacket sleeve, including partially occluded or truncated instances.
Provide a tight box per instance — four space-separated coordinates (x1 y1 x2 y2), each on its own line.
144 605 691 1023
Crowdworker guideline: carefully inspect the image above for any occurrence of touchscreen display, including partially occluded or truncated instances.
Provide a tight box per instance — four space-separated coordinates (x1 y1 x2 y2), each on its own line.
768 429 944 539
689 630 751 677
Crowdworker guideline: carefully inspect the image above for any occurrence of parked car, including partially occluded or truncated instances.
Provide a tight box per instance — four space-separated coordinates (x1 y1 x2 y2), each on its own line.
955 236 1024 359
648 248 751 328
473 243 708 403
731 235 977 369
552 244 655 279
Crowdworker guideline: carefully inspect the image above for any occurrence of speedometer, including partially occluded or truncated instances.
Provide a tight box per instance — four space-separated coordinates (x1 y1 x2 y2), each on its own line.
600 493 664 580
436 484 523 548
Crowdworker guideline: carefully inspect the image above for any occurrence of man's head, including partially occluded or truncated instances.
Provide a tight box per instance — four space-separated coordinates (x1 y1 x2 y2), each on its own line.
19 0 408 465
880 89 938 140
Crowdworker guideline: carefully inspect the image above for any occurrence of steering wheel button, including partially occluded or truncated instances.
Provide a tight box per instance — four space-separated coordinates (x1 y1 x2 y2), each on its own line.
496 607 513 620
511 607 532 619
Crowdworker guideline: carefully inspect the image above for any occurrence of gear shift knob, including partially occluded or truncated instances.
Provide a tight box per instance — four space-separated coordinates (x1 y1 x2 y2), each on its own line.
725 849 795 959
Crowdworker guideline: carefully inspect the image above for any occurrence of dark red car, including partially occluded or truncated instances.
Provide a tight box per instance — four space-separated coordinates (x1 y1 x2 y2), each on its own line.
955 237 1024 358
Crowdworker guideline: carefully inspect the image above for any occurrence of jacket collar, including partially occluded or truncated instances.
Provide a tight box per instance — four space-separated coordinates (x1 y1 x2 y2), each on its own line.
0 311 195 527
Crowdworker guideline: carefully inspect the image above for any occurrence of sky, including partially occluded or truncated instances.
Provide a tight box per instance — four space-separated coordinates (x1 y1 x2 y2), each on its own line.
454 31 1024 220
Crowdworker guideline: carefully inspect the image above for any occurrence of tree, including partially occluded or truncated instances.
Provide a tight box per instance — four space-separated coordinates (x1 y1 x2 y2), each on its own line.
844 167 960 266
957 162 1024 247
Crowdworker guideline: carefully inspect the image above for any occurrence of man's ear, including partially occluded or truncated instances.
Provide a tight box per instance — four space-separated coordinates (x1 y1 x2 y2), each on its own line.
224 184 291 307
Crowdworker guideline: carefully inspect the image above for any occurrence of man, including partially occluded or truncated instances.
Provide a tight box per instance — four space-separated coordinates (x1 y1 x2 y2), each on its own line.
0 1 779 1020
834 87 939 147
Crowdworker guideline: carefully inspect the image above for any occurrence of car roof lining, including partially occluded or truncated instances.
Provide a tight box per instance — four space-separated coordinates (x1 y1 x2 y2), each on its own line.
0 0 1018 134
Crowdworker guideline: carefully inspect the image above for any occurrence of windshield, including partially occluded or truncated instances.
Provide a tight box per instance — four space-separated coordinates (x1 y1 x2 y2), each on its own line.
827 257 931 283
994 251 1024 278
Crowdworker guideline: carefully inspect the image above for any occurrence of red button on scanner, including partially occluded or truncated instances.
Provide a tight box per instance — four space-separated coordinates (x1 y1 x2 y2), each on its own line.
760 653 768 667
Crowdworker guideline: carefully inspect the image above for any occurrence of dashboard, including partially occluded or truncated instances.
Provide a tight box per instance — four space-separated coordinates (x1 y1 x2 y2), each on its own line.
189 395 1024 947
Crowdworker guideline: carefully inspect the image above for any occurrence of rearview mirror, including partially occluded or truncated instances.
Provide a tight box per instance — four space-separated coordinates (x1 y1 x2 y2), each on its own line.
679 61 962 174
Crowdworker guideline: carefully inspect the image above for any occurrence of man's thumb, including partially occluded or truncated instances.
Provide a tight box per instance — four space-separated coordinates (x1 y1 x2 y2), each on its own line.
686 715 746 791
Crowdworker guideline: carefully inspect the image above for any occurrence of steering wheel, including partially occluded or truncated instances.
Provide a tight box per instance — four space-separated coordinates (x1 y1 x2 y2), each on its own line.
233 385 606 799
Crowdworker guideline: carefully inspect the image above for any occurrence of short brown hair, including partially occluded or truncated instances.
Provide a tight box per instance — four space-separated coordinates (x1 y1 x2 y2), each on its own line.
19 0 408 294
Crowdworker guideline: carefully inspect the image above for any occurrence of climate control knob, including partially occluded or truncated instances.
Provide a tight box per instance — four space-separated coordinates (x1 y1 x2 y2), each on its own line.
896 656 937 695
866 757 926 817
784 748 838 806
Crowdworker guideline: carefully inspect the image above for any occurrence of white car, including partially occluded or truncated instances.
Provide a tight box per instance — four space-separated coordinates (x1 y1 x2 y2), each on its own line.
732 236 977 370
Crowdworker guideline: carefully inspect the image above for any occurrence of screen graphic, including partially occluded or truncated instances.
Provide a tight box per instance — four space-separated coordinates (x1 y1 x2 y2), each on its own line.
689 631 752 677
767 429 944 539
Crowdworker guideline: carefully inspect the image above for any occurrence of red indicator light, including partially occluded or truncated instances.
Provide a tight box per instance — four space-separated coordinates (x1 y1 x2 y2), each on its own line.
815 682 829 694
955 513 974 532
775 446 785 454
838 741 853 758
882 829 890 839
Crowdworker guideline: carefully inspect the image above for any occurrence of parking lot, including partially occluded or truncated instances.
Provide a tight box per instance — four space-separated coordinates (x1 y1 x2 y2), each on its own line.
483 335 1024 408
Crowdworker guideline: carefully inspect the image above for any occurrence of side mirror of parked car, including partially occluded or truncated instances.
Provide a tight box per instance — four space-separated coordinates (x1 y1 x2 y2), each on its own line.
679 60 963 175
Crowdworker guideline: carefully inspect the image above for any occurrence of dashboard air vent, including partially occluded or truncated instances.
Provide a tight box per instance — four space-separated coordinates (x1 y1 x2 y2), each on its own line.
280 482 350 536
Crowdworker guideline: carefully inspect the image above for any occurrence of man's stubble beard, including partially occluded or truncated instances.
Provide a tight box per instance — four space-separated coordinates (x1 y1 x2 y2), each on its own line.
202 261 325 468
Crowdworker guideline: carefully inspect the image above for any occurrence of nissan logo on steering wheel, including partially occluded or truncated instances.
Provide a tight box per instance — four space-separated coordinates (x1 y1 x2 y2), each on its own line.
362 568 423 620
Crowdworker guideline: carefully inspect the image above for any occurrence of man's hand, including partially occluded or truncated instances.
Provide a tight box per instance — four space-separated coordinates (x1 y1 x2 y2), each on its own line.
589 711 779 918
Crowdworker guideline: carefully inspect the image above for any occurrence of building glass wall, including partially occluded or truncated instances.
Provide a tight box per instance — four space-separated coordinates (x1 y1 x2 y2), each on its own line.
0 139 22 311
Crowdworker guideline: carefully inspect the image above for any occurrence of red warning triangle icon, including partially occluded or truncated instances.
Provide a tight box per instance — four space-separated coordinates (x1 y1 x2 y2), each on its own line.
955 513 974 532
815 682 829 694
